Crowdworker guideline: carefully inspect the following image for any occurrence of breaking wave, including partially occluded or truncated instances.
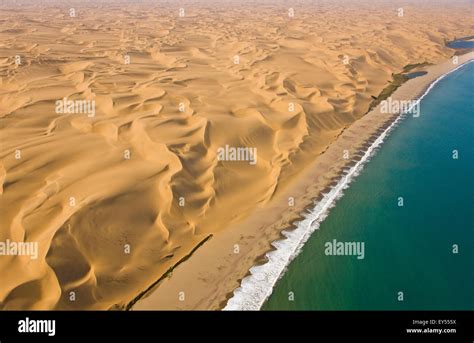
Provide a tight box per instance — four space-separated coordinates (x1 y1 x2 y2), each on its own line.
222 60 473 311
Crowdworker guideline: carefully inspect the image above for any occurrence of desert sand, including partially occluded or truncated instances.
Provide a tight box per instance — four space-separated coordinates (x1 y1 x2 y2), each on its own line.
0 0 472 310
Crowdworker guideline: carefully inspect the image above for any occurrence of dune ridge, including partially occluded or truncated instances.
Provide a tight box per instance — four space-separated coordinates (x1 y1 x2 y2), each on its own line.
0 1 472 309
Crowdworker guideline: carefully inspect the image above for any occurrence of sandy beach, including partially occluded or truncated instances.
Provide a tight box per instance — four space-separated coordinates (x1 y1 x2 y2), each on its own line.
0 0 472 310
133 52 474 310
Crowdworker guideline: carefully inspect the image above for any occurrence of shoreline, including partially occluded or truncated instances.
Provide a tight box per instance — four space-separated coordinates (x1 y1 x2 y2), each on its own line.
131 52 474 311
223 58 474 311
2 2 473 311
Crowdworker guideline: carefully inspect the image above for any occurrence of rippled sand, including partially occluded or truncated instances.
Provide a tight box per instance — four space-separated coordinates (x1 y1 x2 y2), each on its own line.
0 0 472 309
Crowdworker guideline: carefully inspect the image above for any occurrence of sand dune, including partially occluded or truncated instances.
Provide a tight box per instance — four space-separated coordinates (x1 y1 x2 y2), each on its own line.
0 0 472 309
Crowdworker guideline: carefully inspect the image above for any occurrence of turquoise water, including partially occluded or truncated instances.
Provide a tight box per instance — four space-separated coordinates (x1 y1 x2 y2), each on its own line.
264 62 474 310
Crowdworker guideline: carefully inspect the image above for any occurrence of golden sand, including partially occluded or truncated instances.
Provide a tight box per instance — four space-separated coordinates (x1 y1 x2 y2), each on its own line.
0 1 472 310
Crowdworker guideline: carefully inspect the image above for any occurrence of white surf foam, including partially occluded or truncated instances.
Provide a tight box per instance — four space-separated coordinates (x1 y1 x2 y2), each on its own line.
222 59 473 311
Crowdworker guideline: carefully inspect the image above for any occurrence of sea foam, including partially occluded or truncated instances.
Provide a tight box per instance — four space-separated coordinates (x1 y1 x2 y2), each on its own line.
222 60 473 311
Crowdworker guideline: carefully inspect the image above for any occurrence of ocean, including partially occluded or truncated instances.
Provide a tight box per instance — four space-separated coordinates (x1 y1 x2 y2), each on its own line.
262 61 474 310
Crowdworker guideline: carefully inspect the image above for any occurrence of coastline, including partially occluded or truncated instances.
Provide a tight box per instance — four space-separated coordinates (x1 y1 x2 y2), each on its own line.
224 57 474 311
131 52 474 310
2 2 474 311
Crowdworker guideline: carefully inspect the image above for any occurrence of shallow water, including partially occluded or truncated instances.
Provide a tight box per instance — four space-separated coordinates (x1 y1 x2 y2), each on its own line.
406 71 427 79
447 37 474 49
